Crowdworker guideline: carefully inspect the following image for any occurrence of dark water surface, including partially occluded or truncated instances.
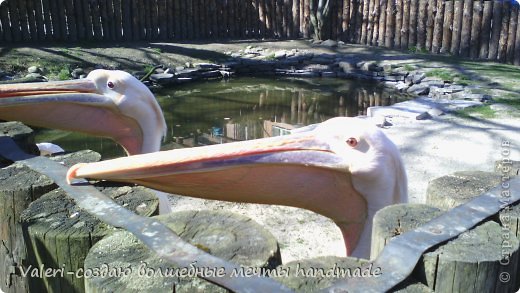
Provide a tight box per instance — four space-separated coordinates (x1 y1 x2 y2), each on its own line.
35 77 407 158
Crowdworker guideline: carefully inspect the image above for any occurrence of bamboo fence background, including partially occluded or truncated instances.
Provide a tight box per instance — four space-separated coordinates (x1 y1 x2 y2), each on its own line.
1 0 520 64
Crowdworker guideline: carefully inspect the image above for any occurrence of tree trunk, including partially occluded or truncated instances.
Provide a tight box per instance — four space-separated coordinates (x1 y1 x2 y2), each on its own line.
488 1 502 60
470 1 483 59
378 0 387 46
431 0 444 54
394 0 403 48
479 1 493 59
416 0 427 50
425 0 436 51
498 1 511 62
309 0 332 40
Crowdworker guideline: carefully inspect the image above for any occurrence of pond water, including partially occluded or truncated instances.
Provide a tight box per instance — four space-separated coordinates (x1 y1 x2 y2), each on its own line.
35 77 408 158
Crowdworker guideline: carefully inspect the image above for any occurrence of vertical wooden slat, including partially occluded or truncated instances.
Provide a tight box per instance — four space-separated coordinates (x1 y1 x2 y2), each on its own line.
459 0 473 57
384 0 395 47
173 0 181 39
57 0 69 40
33 0 46 41
276 0 283 38
292 0 299 37
240 0 246 37
142 0 150 40
74 0 85 40
66 0 78 41
0 3 12 42
370 0 379 45
497 0 511 62
122 0 133 40
193 0 201 39
227 0 235 38
394 0 403 48
360 0 369 44
401 0 410 49
82 0 94 40
91 0 103 40
488 0 502 60
440 1 453 54
335 0 343 38
8 0 22 42
416 0 427 50
342 0 350 41
507 4 519 64
450 0 462 55
25 0 37 41
329 0 336 39
200 0 208 38
355 0 363 43
349 0 358 42
469 1 483 59
99 0 110 40
431 0 443 54
378 0 387 46
366 0 375 45
514 8 520 65
264 0 272 37
287 0 294 38
131 0 141 40
18 0 31 41
179 0 187 39
425 0 436 51
113 0 122 40
152 0 160 39
479 0 493 59
258 0 266 37
407 0 417 48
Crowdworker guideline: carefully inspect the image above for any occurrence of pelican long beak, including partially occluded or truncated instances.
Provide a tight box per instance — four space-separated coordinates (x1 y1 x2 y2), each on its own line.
0 80 143 154
67 133 368 255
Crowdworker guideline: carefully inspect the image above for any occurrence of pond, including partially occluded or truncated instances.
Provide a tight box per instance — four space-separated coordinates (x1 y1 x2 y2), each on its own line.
35 77 408 158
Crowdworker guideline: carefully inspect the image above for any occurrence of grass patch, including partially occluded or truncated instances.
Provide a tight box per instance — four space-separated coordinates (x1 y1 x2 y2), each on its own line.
454 105 497 119
425 68 454 81
495 97 520 110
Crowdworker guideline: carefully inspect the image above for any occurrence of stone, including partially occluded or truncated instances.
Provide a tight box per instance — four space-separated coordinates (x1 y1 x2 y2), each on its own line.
27 66 41 74
274 50 287 59
407 83 430 95
412 72 426 84
24 73 44 80
338 60 357 73
149 73 175 84
175 68 201 78
71 68 84 79
321 71 337 78
195 63 220 70
320 39 338 47
495 160 520 177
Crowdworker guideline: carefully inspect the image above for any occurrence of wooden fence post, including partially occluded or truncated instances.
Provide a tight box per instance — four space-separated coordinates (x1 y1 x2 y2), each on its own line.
440 1 453 54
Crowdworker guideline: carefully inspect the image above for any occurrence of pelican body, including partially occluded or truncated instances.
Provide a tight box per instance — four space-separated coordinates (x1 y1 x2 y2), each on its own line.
67 117 408 258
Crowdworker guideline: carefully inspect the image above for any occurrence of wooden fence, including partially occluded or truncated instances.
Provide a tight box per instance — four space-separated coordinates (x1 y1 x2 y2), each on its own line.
1 0 520 65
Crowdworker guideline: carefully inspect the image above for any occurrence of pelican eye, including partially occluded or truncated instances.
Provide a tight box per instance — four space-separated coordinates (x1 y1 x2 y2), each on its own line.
346 137 358 147
107 81 115 89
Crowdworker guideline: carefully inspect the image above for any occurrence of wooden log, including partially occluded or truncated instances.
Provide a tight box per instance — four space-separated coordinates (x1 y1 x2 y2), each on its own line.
468 0 482 59
506 4 519 64
276 0 284 38
25 0 38 41
440 1 453 54
98 0 110 41
479 0 493 59
515 10 520 65
21 181 158 293
360 0 370 44
354 0 363 43
400 0 409 50
63 0 77 41
56 0 68 40
113 0 123 40
0 2 12 42
460 0 473 57
371 204 443 259
449 0 463 55
418 221 519 292
0 148 100 293
8 0 22 42
18 0 31 41
499 201 520 291
497 0 511 62
394 0 403 48
34 0 46 41
91 0 103 40
84 210 281 292
426 171 502 210
0 122 39 163
416 0 427 50
73 0 85 41
431 0 444 54
342 0 350 41
384 0 394 47
425 0 436 51
407 0 417 48
488 0 503 60
367 0 376 45
151 0 160 39
120 0 131 40
377 0 387 46
292 0 300 38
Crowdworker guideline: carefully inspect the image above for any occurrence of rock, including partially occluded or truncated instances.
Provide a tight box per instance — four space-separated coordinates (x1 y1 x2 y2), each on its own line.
426 171 502 210
195 63 220 70
358 61 383 72
320 39 338 47
383 74 405 82
412 72 426 84
415 112 432 120
230 52 241 58
149 73 176 85
407 83 430 95
321 71 337 78
24 73 45 81
451 93 492 102
338 60 357 73
27 66 41 74
71 68 84 79
175 68 201 78
274 50 287 59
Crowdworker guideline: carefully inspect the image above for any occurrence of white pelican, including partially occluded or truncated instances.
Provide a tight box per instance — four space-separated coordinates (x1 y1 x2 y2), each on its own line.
0 69 172 213
0 69 167 155
67 117 408 259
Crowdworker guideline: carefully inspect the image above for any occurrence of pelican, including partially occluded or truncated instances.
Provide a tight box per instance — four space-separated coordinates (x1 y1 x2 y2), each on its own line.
0 69 167 155
0 69 172 213
66 117 408 259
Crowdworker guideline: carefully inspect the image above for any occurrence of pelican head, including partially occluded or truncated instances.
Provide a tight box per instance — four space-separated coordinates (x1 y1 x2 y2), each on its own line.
0 69 166 155
66 117 407 259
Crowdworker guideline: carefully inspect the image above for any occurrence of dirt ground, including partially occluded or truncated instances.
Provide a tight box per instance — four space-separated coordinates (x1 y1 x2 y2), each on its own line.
1 40 519 264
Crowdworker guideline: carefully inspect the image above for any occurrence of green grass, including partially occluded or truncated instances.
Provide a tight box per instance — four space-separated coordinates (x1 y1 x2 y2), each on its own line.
454 105 497 119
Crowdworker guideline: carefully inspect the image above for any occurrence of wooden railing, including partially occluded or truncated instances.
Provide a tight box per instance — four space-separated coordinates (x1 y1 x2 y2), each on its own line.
1 0 520 65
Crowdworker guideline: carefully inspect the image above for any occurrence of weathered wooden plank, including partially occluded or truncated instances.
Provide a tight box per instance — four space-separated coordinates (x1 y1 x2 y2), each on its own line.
498 0 511 62
479 0 493 59
121 0 133 40
72 0 85 41
460 0 473 57
200 0 208 39
151 0 160 39
366 0 375 44
431 0 444 54
0 2 12 42
470 1 483 59
8 0 22 42
370 0 379 45
349 0 358 42
25 0 38 41
440 1 453 54
132 0 142 41
506 6 518 64
98 0 111 41
515 7 520 65
360 0 370 44
17 0 31 41
341 0 350 41
157 0 167 39
173 0 181 39
57 0 69 40
91 0 103 40
450 0 463 55
488 0 502 60
401 0 410 50
377 0 387 46
276 0 283 38
291 0 299 38
425 0 436 51
113 0 123 40
416 0 427 50
63 0 77 41
407 0 417 49
355 0 363 43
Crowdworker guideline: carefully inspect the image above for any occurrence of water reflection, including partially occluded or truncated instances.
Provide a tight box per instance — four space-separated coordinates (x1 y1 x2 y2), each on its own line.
35 77 407 158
